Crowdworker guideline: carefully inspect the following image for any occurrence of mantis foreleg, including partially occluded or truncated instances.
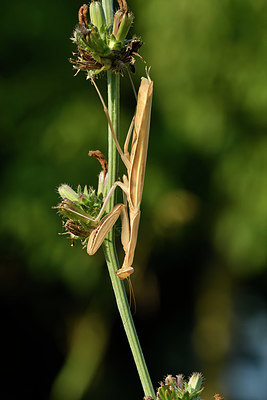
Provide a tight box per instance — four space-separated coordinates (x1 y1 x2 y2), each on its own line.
65 180 128 225
87 202 130 257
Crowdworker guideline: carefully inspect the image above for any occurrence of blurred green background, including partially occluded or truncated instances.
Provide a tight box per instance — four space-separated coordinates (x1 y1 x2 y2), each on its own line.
1 0 267 399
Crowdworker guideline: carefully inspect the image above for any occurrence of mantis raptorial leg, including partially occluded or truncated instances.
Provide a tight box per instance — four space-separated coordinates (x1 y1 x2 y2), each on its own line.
87 203 130 255
87 73 153 279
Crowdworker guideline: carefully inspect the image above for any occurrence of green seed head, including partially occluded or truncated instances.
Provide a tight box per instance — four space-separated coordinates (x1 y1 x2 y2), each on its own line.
155 373 204 400
70 0 142 76
55 185 103 228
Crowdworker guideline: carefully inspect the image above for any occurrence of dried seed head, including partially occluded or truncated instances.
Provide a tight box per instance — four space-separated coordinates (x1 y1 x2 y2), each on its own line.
88 150 108 178
64 220 91 238
78 4 89 27
117 0 128 13
214 395 224 400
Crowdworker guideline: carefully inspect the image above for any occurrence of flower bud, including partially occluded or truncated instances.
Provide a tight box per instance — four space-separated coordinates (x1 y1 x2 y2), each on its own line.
113 9 133 42
176 375 184 389
58 184 79 202
165 375 175 385
188 372 203 392
89 1 106 30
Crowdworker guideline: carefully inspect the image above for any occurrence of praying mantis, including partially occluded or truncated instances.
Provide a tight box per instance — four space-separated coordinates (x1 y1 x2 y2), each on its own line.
85 72 153 279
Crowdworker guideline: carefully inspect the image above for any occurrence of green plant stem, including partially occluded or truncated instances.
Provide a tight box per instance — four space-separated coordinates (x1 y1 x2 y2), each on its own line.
102 69 155 398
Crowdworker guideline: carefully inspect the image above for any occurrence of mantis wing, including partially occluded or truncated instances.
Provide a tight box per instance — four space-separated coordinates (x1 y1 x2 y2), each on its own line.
129 76 153 210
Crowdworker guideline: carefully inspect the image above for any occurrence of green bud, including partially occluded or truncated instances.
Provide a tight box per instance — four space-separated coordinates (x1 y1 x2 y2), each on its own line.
58 184 79 202
176 375 184 389
83 185 89 197
165 375 175 386
89 1 106 30
188 373 203 392
77 184 83 196
113 9 133 42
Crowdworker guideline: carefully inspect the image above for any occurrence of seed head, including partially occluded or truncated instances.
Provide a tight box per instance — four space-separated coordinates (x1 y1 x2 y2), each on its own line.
70 0 143 77
54 184 104 246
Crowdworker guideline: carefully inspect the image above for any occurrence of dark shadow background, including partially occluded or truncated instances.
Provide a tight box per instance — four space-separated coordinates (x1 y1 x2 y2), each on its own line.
1 0 267 399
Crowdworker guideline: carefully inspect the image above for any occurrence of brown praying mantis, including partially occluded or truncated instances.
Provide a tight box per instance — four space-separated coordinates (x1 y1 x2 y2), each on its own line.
63 72 153 279
88 72 153 279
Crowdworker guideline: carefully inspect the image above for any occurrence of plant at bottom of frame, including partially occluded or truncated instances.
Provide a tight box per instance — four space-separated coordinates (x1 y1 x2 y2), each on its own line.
145 374 223 400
